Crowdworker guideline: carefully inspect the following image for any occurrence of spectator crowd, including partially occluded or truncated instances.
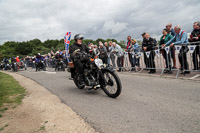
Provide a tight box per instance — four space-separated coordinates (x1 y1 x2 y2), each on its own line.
1 21 200 75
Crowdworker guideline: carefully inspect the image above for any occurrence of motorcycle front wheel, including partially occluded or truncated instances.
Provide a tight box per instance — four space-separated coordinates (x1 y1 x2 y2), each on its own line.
43 64 46 71
101 71 122 98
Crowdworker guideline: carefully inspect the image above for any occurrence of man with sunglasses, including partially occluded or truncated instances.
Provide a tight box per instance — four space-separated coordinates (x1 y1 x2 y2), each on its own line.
69 34 90 85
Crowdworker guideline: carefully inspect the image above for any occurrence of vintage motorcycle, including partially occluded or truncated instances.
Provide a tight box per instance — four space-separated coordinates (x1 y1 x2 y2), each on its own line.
11 62 18 72
36 60 46 72
55 59 65 71
67 49 122 98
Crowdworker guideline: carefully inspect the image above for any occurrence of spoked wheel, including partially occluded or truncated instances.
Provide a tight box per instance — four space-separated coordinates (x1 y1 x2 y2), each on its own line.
73 75 85 89
101 71 122 98
43 64 46 71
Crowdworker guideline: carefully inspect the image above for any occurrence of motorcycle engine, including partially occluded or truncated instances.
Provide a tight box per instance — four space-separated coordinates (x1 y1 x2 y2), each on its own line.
84 69 96 86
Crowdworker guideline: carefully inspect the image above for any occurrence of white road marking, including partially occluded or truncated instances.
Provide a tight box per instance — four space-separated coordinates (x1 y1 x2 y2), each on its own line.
45 71 56 74
189 74 200 80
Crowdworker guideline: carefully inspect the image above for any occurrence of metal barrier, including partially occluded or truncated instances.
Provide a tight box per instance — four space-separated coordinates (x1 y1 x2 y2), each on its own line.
107 41 200 78
23 41 200 78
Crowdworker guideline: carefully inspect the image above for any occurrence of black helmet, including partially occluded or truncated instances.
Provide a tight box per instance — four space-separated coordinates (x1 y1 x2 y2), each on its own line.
74 34 84 41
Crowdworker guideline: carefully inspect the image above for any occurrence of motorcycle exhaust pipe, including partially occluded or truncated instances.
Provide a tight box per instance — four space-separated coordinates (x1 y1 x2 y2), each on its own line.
85 76 91 86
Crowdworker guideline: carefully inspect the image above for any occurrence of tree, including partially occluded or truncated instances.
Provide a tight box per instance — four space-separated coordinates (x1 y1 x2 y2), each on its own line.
32 46 50 55
15 42 33 55
0 52 3 61
96 38 105 45
83 39 95 46
119 40 126 48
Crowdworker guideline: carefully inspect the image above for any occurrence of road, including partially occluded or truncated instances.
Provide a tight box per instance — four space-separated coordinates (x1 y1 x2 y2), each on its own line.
18 68 200 133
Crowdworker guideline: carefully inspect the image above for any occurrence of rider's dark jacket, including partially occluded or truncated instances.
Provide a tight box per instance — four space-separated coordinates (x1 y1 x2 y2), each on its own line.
69 42 90 61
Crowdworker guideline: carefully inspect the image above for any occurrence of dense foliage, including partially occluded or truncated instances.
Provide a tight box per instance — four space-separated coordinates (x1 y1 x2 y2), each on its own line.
0 38 127 59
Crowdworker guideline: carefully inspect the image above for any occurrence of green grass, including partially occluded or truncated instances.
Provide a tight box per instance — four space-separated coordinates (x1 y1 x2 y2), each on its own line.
0 72 26 112
37 125 45 132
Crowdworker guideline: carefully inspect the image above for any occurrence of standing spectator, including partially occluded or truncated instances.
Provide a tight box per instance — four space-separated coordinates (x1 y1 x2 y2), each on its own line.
166 23 176 37
131 39 140 70
164 25 189 74
90 44 94 50
51 50 55 56
160 29 173 73
104 42 111 65
111 42 124 72
44 54 49 67
98 41 107 64
142 33 157 74
109 41 116 68
25 56 30 67
93 45 98 54
189 21 200 70
125 36 134 71
16 56 20 62
47 53 51 67
141 32 148 70
166 23 177 69
88 43 93 49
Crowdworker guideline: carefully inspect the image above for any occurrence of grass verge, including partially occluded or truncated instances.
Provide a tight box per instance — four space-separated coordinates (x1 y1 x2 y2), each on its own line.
0 72 26 116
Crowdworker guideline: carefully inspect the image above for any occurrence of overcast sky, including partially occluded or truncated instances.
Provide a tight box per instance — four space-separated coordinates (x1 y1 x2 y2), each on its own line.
0 0 199 44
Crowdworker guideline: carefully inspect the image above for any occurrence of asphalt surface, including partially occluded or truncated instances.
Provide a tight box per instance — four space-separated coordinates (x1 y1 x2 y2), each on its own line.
17 68 200 133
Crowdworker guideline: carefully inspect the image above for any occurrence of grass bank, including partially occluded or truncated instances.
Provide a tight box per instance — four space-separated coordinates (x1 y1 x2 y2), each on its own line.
0 72 26 116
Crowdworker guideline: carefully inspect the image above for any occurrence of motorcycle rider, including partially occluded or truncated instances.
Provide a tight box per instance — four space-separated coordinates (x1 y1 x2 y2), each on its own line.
69 34 90 86
55 51 63 59
36 53 44 68
55 51 64 69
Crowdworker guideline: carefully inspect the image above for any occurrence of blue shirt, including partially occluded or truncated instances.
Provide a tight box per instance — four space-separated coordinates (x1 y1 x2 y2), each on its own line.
36 57 44 63
166 30 188 46
129 43 140 53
